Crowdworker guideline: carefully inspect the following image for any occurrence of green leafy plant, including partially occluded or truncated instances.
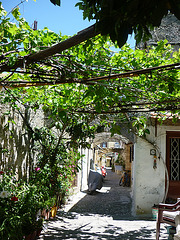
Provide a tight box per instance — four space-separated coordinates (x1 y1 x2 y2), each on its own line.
132 116 150 137
0 171 44 239
115 155 125 169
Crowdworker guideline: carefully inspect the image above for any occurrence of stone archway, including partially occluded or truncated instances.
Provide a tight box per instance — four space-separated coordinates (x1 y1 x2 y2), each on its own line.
91 131 134 174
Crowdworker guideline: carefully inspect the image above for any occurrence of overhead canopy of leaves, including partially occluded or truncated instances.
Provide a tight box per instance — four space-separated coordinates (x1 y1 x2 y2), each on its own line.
75 0 180 47
0 2 179 141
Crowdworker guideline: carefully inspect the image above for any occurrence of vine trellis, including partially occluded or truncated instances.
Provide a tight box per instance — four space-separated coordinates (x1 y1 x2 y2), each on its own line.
0 6 179 115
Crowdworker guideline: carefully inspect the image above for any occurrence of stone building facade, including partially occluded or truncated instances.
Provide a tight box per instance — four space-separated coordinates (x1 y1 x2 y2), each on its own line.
0 103 46 179
137 13 180 51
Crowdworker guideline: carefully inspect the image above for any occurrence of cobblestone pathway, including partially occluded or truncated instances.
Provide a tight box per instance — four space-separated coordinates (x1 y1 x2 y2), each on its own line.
39 169 169 240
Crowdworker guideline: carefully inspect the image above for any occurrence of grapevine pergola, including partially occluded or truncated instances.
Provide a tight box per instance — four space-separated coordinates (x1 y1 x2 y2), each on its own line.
1 59 180 114
0 6 180 115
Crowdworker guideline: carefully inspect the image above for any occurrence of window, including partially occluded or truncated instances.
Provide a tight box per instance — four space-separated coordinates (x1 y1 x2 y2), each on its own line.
101 142 107 148
167 131 180 181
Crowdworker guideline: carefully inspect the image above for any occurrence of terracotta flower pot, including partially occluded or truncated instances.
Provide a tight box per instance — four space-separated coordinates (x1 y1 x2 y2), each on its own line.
25 231 37 240
36 228 42 237
45 210 50 220
41 208 46 218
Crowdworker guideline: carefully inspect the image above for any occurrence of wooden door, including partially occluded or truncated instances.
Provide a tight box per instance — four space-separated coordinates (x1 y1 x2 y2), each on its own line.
166 131 180 199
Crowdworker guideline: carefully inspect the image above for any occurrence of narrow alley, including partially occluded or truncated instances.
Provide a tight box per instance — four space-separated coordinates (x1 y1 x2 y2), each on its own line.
39 169 169 240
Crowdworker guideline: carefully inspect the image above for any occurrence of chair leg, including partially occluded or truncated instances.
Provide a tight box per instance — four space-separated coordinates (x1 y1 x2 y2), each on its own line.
156 210 163 240
156 223 160 240
175 215 180 237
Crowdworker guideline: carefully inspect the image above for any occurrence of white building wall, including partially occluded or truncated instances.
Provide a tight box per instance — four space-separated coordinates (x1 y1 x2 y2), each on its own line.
80 147 94 191
133 124 180 216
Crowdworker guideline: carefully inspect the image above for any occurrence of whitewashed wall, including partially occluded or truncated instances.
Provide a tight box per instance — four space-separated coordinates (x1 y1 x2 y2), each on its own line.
132 124 180 216
79 146 94 191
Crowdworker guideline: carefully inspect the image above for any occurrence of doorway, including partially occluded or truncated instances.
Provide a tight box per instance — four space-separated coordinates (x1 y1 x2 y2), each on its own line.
166 131 180 199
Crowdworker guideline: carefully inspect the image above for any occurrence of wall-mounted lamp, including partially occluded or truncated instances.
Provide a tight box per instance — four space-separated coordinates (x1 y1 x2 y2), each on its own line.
150 149 156 155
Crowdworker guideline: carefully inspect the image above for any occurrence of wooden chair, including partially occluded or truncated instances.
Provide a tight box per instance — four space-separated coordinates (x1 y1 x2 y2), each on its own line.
156 199 180 240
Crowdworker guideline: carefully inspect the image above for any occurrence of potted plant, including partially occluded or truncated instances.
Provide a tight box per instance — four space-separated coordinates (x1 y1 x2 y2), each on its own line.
0 170 24 239
35 218 43 237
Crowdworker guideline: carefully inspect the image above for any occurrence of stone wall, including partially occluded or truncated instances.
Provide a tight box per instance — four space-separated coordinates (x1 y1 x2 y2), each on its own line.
137 14 180 51
123 144 132 172
0 102 91 192
0 104 45 179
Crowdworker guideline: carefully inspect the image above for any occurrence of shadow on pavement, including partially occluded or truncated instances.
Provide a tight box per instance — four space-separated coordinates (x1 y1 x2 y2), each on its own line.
68 190 133 220
39 170 169 240
41 212 160 240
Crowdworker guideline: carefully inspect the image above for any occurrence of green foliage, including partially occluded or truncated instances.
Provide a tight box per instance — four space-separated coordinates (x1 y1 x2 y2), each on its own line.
0 170 44 239
30 126 82 197
0 2 63 65
75 0 180 47
1 3 179 238
132 116 150 137
0 3 179 157
0 160 81 239
115 154 125 169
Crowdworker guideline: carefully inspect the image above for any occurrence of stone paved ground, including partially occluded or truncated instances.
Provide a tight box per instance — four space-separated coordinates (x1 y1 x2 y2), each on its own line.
39 169 171 240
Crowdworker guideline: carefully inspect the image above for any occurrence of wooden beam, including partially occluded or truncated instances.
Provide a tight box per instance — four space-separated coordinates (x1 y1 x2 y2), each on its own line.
84 62 180 82
28 24 98 62
1 62 179 88
0 24 99 73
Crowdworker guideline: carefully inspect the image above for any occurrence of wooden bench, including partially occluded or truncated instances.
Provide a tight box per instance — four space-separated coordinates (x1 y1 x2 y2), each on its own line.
156 200 180 240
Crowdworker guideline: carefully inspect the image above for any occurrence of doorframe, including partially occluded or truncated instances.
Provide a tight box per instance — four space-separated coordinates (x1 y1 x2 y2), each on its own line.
166 131 180 199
